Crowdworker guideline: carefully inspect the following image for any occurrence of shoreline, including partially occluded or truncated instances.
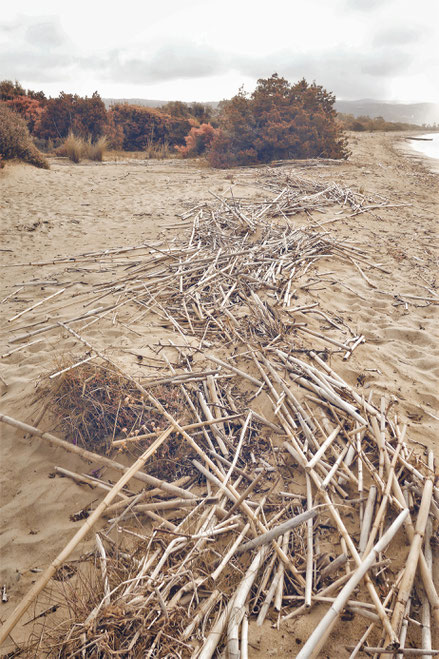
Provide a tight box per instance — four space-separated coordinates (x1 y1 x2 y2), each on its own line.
396 132 439 173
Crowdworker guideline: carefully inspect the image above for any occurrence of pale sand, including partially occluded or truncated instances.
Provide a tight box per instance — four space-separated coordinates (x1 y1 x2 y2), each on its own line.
0 132 438 655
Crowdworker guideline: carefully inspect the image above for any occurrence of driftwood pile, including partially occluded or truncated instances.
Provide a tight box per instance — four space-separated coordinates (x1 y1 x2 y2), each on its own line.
0 169 438 657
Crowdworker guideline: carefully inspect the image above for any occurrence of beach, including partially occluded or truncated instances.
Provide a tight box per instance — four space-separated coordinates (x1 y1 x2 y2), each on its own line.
0 131 438 655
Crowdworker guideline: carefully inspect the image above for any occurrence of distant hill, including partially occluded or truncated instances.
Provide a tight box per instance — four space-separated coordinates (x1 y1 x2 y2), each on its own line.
103 98 218 110
103 98 166 109
334 100 439 126
103 97 439 126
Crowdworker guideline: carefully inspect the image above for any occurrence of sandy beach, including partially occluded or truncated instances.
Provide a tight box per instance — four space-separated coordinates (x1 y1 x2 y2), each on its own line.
0 131 438 655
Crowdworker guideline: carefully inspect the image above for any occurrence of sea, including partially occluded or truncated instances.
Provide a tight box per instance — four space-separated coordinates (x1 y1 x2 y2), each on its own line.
406 133 439 168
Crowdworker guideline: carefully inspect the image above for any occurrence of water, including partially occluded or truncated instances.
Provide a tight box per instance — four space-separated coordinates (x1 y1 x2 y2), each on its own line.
406 133 439 161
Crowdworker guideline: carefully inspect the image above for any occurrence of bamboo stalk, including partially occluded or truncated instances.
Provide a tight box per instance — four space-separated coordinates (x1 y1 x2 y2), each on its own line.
235 509 318 554
199 547 267 659
305 473 313 607
0 425 174 646
0 413 195 499
296 509 408 659
8 287 65 323
386 476 434 644
359 486 377 556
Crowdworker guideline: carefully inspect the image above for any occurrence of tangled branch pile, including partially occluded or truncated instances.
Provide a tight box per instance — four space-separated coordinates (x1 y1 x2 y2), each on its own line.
1 167 438 657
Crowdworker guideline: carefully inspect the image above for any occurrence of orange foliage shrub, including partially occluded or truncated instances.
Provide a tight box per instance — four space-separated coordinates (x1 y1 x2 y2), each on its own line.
207 74 349 167
3 96 43 133
175 123 219 157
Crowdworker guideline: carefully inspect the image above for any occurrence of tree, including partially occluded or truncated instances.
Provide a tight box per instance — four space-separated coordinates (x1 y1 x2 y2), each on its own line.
34 92 107 141
207 74 349 167
0 80 26 100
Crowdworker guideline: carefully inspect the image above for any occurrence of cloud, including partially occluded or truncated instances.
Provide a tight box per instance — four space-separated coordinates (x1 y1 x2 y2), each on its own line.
0 14 434 101
107 42 228 84
345 0 390 9
372 26 424 47
26 19 66 49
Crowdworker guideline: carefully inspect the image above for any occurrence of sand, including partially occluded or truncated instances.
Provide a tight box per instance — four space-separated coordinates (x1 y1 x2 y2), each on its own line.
0 132 438 655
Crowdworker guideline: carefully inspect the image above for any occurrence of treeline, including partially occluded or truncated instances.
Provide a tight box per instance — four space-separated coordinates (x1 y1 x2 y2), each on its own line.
338 112 427 132
0 79 214 153
1 75 350 167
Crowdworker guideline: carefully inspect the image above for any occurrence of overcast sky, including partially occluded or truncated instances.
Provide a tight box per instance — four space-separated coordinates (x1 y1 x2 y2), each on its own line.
1 0 438 103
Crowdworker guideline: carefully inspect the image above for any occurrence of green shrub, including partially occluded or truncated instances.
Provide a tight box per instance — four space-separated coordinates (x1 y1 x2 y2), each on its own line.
0 103 49 168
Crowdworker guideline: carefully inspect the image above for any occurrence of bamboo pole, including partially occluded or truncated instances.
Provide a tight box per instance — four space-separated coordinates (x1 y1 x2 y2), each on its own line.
384 474 434 650
199 547 267 659
296 509 408 659
0 425 174 646
0 413 195 500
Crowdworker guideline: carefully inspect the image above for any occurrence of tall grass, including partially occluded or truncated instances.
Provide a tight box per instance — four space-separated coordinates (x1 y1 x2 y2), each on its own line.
87 136 108 161
144 135 171 159
58 132 84 162
0 104 49 169
56 133 108 163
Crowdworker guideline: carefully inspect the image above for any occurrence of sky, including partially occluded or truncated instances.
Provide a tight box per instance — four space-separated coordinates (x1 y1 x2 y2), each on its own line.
1 0 438 104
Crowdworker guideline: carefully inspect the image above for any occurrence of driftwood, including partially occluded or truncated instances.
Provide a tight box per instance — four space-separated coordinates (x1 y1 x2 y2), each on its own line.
0 168 436 657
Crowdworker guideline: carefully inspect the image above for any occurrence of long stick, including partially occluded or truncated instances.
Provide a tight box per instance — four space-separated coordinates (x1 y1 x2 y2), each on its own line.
296 509 408 659
385 476 434 649
0 425 174 646
0 413 194 500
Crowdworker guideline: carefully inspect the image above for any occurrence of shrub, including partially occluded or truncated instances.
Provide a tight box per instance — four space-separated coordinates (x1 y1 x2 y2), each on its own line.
34 91 107 141
108 104 192 151
175 122 219 158
207 74 349 168
0 104 49 168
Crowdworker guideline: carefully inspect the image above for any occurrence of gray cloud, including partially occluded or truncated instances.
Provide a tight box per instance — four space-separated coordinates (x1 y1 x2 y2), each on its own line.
0 14 434 101
26 19 66 49
345 0 390 10
372 26 424 47
106 42 228 84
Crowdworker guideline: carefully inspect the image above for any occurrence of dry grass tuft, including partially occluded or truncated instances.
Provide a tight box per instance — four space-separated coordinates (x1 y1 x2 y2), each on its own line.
144 137 172 160
57 132 85 163
38 359 194 479
87 135 108 161
57 133 108 163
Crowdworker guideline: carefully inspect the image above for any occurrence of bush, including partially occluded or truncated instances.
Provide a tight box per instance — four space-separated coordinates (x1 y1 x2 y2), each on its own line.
207 74 349 168
175 123 219 158
34 91 107 141
0 104 49 168
108 104 192 151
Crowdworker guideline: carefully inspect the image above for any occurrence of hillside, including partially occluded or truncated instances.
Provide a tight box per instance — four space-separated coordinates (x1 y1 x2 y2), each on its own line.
334 99 439 125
